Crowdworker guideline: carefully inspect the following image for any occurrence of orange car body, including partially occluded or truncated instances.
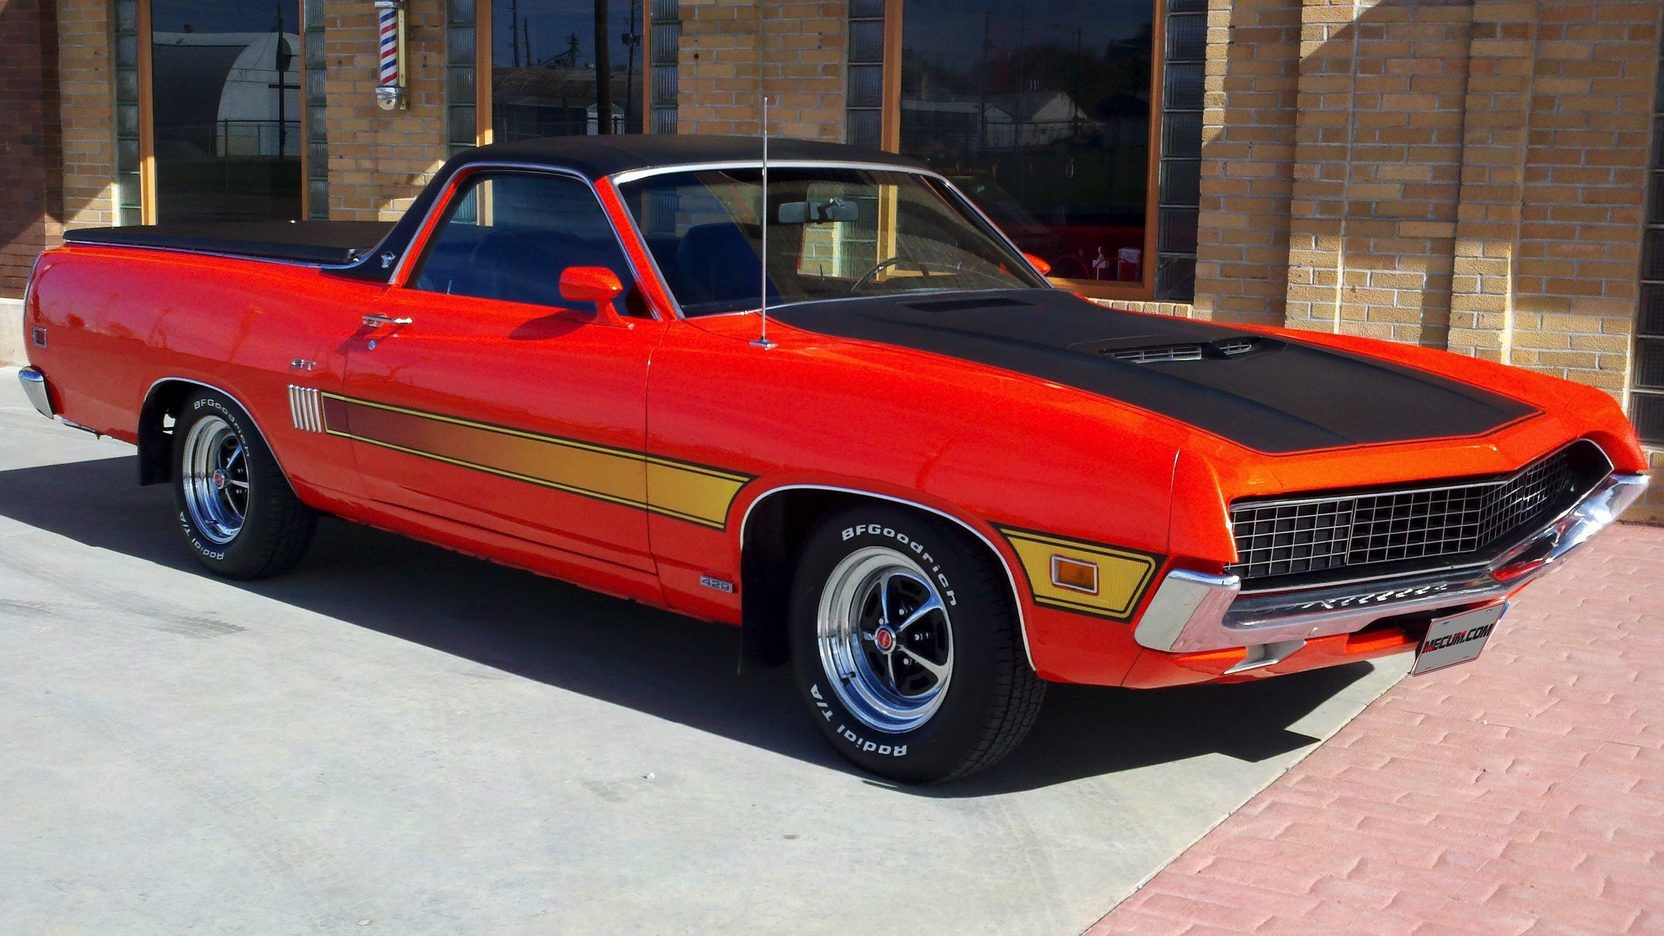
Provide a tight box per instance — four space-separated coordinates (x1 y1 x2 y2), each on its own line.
19 137 1649 690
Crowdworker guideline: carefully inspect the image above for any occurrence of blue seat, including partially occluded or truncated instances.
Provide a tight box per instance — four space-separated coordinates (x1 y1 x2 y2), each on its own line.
671 222 779 312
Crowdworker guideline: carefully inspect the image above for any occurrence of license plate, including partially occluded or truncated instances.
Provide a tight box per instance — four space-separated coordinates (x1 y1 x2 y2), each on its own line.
1412 603 1505 676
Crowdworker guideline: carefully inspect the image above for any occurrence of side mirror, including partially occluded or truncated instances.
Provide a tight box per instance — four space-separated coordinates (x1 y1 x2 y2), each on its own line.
559 266 627 326
1023 253 1053 277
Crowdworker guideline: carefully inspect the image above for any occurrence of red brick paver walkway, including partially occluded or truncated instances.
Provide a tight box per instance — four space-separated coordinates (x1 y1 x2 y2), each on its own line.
1091 523 1664 935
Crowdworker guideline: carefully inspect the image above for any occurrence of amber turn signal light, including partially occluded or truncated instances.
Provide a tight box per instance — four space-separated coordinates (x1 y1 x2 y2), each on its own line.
1049 555 1099 595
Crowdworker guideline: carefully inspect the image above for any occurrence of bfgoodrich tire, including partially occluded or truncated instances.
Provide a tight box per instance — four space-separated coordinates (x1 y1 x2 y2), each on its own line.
171 389 317 580
789 505 1045 783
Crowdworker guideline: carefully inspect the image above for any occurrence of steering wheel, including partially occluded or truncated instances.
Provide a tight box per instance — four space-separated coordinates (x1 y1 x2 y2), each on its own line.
849 257 1018 293
849 257 971 293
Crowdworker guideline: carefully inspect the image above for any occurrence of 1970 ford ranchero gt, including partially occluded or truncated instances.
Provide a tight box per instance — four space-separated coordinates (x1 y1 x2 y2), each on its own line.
18 136 1650 782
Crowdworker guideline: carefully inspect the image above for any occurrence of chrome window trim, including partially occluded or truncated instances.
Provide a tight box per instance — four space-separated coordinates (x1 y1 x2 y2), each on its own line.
738 484 1036 671
60 239 366 271
606 161 1050 320
388 161 667 321
667 286 1048 323
610 160 945 185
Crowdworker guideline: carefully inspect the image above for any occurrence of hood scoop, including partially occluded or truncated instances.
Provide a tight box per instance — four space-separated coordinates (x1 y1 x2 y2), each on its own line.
906 296 1032 314
1073 336 1270 364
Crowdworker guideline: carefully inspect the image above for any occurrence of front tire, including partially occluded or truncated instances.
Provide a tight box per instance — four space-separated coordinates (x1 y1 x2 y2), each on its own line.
789 505 1045 783
171 389 316 579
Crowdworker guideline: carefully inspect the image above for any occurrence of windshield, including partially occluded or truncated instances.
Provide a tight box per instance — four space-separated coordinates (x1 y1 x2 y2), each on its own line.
617 167 1047 316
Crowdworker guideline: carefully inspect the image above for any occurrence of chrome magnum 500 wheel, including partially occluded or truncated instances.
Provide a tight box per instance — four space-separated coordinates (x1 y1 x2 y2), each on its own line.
790 505 1045 783
171 389 317 579
817 546 955 733
180 413 250 545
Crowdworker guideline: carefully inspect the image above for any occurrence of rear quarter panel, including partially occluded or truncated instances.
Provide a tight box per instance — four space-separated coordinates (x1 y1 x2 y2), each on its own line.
25 244 381 499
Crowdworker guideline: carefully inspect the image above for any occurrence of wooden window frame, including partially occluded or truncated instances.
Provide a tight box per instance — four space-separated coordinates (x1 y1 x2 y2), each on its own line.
878 0 1167 303
472 2 656 144
128 0 315 222
134 0 157 223
476 0 493 144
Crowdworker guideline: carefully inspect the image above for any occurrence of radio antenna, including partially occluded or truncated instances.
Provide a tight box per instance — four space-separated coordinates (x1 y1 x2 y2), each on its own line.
752 94 776 350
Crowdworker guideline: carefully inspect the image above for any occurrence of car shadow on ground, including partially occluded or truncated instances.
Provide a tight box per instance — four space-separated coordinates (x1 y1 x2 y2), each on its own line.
0 454 1376 796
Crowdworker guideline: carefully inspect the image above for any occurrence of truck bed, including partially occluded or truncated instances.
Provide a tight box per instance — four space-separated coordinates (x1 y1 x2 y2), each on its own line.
62 220 394 266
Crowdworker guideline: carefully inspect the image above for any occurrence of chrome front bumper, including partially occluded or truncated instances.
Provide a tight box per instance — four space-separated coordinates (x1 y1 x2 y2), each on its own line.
18 367 54 418
1135 472 1651 667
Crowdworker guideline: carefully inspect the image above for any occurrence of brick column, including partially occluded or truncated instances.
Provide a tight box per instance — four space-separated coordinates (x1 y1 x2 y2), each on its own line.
0 0 63 299
676 0 763 136
1192 0 1302 326
675 0 845 139
1445 0 1540 364
323 0 449 221
55 0 116 230
1283 0 1474 345
1499 0 1658 394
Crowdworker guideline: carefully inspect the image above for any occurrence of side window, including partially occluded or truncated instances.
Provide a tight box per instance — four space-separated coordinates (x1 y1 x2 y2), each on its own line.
411 172 643 314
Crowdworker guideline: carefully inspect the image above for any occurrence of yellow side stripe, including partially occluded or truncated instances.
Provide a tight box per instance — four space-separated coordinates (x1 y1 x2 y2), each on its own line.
320 395 748 529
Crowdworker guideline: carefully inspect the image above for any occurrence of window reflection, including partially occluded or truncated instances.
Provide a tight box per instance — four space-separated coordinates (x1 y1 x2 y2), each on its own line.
150 0 303 221
491 0 644 140
900 0 1154 284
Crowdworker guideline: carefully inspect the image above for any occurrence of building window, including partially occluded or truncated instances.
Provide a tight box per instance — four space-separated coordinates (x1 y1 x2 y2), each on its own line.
482 0 644 143
448 0 480 154
147 0 304 222
1637 288 1664 444
113 0 144 225
1635 40 1664 445
846 0 885 148
898 0 1159 297
303 0 328 217
648 0 680 134
1155 0 1203 301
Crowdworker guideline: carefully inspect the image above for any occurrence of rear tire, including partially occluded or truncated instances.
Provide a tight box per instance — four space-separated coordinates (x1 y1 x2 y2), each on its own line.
789 505 1045 783
171 389 316 579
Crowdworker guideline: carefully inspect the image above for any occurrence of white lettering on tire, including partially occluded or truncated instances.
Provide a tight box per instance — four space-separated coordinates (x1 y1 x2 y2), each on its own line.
838 523 957 607
809 683 907 757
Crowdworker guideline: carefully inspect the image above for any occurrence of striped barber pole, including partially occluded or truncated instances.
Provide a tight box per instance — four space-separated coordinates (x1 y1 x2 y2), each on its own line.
373 1 405 110
377 3 399 87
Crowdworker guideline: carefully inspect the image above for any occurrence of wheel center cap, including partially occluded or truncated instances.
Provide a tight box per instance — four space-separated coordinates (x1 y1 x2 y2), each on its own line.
211 469 227 491
873 626 896 653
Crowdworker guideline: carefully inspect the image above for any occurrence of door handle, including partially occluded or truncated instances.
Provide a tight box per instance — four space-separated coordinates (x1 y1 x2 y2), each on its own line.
362 313 414 328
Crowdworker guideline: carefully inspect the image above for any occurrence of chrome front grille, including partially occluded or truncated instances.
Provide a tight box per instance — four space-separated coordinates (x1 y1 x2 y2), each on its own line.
1228 443 1606 585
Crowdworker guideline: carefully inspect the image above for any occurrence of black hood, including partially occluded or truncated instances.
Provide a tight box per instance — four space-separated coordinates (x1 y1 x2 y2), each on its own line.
770 290 1538 454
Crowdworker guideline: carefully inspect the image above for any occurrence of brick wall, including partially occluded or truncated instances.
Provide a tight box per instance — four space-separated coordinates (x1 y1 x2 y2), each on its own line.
1191 0 1302 325
56 0 115 231
0 0 63 299
1163 0 1664 522
676 0 845 140
322 0 449 221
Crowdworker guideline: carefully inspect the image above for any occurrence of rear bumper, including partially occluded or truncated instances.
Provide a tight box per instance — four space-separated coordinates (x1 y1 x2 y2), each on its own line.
18 367 54 418
1134 471 1650 670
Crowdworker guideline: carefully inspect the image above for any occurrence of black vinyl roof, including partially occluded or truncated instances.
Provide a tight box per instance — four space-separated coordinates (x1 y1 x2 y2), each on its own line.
60 136 927 281
461 134 926 180
342 134 928 283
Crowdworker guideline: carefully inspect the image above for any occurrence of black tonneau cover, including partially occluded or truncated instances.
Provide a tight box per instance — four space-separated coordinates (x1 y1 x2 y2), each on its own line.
63 220 393 265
